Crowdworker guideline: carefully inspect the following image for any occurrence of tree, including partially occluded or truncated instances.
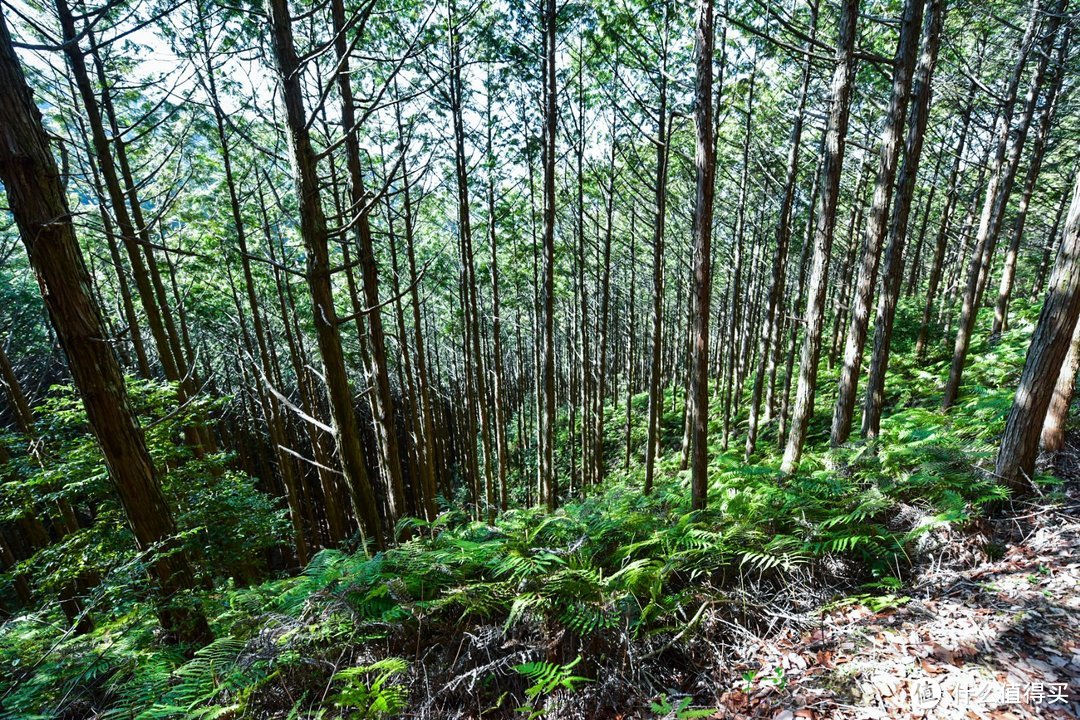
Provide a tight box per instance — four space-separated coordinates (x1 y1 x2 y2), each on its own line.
688 0 715 511
721 66 755 450
830 0 925 446
995 171 1080 493
332 0 407 522
539 0 558 509
643 2 672 495
862 0 944 437
942 0 1057 409
780 0 859 474
991 26 1070 336
913 62 979 360
745 0 817 460
53 0 213 459
264 0 383 548
190 0 310 564
0 9 210 645
1041 320 1080 453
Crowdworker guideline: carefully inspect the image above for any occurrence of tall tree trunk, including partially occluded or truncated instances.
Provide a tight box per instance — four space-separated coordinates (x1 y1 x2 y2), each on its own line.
261 189 346 546
995 171 1080 492
73 113 151 379
780 0 858 474
87 31 197 408
943 158 990 335
828 161 871 369
777 152 822 442
0 343 35 440
56 0 217 459
265 0 383 547
592 98 618 485
395 99 439 520
0 13 211 644
643 10 670 495
485 89 510 512
0 342 76 576
1030 189 1070 302
624 211 638 471
540 0 558 508
332 0 407 521
54 0 174 374
689 0 715 510
196 0 308 563
903 154 943 297
830 0 925 446
745 0 817 459
447 1 496 520
942 0 1052 409
991 27 1069 335
573 38 593 490
914 68 978 358
0 527 31 606
1041 319 1080 453
862 0 944 437
722 67 755 449
385 215 422 514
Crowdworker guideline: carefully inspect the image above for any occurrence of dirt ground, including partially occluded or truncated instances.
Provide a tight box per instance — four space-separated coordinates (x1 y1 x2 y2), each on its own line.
707 453 1080 720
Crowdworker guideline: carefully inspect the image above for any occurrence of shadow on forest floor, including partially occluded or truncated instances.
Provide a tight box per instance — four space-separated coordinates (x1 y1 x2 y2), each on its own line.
721 439 1080 720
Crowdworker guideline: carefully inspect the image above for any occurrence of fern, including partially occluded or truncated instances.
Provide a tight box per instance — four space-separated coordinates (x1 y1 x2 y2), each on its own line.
514 655 592 717
333 658 408 719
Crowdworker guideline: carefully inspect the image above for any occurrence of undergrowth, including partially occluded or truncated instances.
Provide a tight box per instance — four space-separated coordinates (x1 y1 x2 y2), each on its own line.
0 303 1056 718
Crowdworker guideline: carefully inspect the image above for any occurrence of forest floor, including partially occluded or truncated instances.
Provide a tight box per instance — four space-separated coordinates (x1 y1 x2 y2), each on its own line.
4 321 1074 719
718 447 1080 720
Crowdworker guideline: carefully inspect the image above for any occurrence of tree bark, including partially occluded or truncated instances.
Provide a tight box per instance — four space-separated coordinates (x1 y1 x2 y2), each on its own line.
780 0 858 474
624 210 638 471
830 0 925 446
573 37 592 491
995 171 1080 493
689 0 715 511
643 12 670 495
265 0 383 547
862 0 944 437
540 0 558 508
1041 319 1080 453
0 12 211 644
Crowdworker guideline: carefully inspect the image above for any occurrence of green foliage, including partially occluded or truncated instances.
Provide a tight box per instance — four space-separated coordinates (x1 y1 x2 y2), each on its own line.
513 656 591 718
2 378 287 604
650 694 717 719
0 301 1037 718
333 658 409 719
127 637 251 719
